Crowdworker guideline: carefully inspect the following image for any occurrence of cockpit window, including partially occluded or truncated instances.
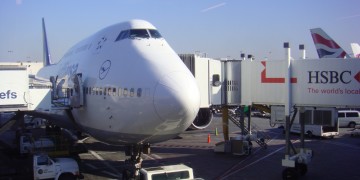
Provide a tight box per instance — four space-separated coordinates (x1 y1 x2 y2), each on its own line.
129 29 150 39
115 29 162 41
115 30 130 41
149 29 162 38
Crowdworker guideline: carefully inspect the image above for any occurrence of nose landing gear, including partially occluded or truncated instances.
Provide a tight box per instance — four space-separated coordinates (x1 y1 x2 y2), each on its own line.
122 144 150 180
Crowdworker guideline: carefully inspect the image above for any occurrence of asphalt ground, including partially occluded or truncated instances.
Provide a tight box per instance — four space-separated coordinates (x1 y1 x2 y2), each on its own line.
1 113 360 180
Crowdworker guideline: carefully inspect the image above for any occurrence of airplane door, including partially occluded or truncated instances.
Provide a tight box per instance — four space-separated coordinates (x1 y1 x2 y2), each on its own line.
69 73 84 108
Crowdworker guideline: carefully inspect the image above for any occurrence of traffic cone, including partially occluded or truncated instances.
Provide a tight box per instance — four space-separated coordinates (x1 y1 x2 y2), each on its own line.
207 133 211 143
215 127 218 136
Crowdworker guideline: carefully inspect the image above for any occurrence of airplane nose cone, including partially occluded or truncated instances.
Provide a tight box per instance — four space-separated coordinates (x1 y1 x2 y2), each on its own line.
153 72 200 127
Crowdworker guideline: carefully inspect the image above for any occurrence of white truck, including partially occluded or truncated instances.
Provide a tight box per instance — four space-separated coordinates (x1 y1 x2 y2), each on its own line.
139 164 203 180
19 134 55 155
271 106 339 138
33 154 81 180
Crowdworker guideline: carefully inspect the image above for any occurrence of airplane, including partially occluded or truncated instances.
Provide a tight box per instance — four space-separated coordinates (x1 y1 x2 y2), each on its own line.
310 28 351 58
30 18 201 178
350 43 360 58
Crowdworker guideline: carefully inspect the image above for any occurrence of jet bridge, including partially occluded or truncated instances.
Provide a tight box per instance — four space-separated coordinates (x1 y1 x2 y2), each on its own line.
0 65 51 113
224 43 360 179
182 43 359 179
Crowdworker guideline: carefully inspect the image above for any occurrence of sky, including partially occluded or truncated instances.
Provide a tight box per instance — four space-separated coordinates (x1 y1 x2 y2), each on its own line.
0 0 359 63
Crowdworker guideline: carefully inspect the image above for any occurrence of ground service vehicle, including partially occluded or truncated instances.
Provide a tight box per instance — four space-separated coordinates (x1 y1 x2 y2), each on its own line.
271 106 339 138
338 110 360 128
19 134 55 155
33 154 80 180
139 164 203 180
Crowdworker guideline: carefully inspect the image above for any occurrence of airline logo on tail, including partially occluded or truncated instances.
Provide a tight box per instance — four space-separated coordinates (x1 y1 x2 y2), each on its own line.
310 28 350 58
350 43 360 58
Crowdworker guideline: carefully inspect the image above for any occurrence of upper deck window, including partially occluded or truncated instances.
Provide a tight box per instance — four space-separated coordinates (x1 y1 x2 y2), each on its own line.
115 29 162 41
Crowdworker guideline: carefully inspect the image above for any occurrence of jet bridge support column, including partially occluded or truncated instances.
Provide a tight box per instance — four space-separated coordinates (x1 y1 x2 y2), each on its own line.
222 106 229 141
247 106 251 134
281 43 312 180
239 106 245 135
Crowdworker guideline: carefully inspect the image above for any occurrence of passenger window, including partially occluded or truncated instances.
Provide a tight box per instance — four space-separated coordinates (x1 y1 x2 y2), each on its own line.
130 88 135 97
137 88 142 97
113 88 117 96
338 113 345 118
347 112 359 118
118 88 122 96
99 88 103 95
108 88 112 96
37 156 48 166
124 88 128 97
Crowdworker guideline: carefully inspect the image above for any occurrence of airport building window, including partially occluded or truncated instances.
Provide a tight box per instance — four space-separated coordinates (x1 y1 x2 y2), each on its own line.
113 88 117 96
99 87 103 95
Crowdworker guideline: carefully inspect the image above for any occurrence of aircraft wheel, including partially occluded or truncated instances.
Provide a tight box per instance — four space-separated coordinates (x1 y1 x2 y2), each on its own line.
282 167 298 180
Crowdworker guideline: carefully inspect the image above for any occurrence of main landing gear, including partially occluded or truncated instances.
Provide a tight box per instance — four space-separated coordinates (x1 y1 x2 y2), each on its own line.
122 143 150 180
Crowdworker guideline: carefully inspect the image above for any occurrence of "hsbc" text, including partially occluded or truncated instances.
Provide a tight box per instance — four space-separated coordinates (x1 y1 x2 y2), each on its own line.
308 71 351 84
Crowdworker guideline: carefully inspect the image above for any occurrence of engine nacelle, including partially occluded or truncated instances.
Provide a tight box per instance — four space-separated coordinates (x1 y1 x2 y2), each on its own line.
189 108 213 130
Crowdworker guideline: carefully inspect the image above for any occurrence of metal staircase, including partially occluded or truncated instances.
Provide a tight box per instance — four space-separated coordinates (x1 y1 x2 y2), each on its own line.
228 110 270 149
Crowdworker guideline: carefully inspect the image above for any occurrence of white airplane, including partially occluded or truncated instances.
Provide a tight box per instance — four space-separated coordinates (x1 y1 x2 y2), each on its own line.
32 18 200 177
350 43 360 58
310 28 351 58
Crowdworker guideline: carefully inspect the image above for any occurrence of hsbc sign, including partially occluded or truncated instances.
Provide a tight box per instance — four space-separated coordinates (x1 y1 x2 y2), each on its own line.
241 58 360 107
307 70 359 84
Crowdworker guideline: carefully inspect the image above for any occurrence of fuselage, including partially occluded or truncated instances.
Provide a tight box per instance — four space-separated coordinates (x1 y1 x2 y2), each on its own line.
36 20 200 145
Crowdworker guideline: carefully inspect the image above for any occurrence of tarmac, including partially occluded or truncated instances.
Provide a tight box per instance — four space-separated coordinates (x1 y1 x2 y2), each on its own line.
1 113 360 180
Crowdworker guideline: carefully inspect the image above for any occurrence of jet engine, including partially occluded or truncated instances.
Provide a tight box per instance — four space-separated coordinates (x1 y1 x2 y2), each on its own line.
188 108 213 130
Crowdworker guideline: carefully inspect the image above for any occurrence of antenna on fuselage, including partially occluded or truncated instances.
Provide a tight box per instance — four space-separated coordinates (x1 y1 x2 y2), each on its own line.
42 18 52 66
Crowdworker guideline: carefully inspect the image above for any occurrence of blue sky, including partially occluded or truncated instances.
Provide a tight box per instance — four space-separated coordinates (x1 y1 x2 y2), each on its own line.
0 0 359 62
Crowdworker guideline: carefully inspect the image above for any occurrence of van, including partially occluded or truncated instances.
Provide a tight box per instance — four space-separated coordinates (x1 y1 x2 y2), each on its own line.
338 110 360 128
